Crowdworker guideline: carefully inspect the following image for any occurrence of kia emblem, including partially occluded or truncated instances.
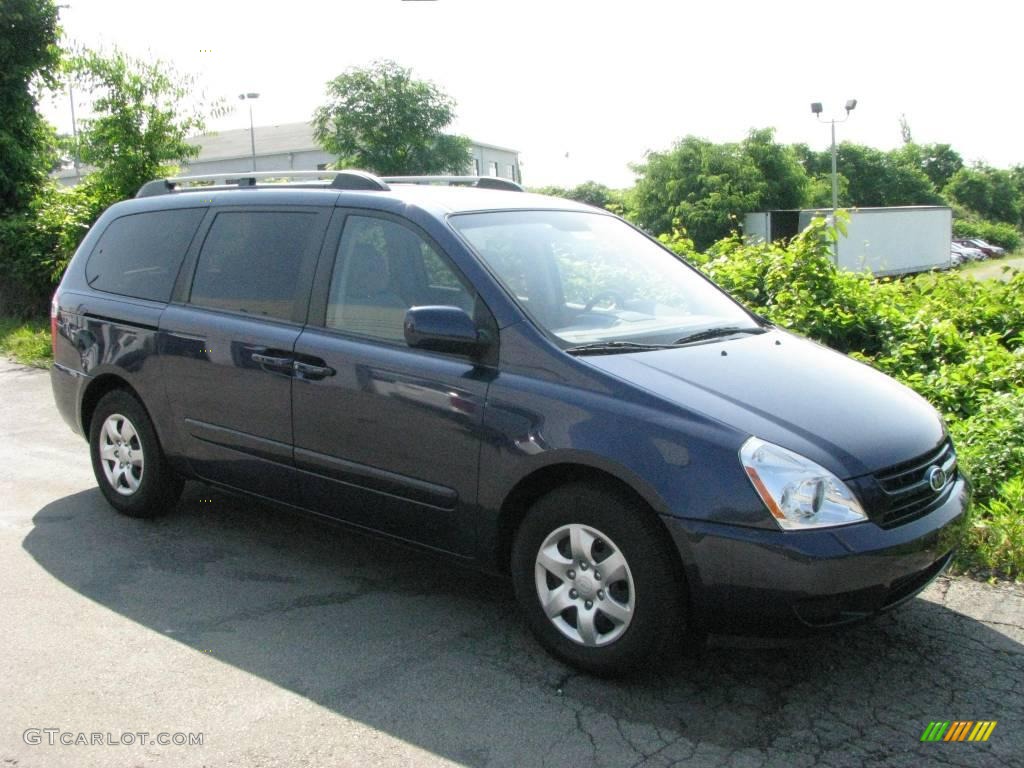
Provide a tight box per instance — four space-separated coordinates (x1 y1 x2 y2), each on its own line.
927 466 946 492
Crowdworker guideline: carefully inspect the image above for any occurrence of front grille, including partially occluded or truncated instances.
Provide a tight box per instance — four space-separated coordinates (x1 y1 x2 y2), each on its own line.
873 440 957 528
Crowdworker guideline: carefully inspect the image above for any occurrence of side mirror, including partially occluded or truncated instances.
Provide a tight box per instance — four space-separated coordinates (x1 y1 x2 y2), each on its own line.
404 306 486 356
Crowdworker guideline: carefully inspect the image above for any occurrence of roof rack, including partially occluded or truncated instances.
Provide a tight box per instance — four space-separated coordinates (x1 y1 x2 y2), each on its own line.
382 175 524 192
135 169 390 198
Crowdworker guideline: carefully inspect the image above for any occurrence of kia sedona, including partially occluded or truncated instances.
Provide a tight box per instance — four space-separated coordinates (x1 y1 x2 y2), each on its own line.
50 170 969 675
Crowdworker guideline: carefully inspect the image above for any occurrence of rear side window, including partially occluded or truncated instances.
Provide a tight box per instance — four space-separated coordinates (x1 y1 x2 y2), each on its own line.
85 209 205 302
189 211 319 321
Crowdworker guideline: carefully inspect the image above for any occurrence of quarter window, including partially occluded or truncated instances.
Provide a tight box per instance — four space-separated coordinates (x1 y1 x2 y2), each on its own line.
189 211 319 321
85 209 205 302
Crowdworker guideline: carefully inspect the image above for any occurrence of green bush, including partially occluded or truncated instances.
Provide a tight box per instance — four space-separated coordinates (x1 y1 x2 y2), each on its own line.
952 218 1022 250
0 178 114 317
963 476 1024 579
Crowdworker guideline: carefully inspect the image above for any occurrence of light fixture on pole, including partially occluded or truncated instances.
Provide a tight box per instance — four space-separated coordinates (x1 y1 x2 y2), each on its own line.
238 92 260 171
810 99 857 215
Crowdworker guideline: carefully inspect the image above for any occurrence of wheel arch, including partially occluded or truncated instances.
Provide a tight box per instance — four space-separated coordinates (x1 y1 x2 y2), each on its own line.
493 463 687 590
80 374 142 436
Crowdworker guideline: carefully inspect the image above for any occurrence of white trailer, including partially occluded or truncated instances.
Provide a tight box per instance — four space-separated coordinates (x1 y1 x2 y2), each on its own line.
743 206 952 276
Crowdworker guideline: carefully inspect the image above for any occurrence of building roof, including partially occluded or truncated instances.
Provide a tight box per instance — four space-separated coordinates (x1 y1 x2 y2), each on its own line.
185 121 518 162
185 121 322 161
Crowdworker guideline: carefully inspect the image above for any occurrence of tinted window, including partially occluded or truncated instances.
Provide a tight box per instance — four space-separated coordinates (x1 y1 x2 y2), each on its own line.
326 216 473 343
85 209 205 301
190 211 319 321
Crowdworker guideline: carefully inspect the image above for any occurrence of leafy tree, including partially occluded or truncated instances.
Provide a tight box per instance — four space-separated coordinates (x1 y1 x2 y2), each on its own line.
945 165 1022 225
531 181 620 211
899 114 913 144
801 143 942 207
630 136 758 247
741 128 808 211
1011 165 1024 200
312 60 471 175
631 130 809 247
0 0 61 215
65 47 211 201
918 143 963 190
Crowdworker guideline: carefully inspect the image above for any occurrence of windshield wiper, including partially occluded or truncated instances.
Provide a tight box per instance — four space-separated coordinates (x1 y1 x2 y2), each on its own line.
564 340 674 356
672 326 767 345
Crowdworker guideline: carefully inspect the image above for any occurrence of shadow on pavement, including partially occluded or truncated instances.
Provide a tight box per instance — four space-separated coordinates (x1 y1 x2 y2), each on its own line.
23 485 1024 767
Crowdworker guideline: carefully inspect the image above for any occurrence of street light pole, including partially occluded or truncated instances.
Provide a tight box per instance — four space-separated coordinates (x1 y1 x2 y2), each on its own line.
811 99 857 215
810 99 857 265
238 92 260 171
830 118 838 213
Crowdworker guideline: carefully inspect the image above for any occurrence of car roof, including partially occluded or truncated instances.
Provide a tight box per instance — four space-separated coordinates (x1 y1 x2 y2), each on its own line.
381 183 596 215
104 179 601 221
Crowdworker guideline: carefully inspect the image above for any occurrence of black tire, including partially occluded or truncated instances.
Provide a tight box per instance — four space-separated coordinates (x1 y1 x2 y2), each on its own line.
88 389 183 518
511 481 687 676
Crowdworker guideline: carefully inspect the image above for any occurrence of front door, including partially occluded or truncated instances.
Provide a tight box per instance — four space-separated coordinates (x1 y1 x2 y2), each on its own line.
291 212 492 555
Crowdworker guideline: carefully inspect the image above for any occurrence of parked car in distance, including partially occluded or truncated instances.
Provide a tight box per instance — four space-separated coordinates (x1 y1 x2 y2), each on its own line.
951 241 986 261
958 238 1005 258
949 250 964 268
50 170 970 675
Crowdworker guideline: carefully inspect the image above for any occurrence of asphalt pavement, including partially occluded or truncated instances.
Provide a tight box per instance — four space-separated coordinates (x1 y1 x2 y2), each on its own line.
1 358 1021 767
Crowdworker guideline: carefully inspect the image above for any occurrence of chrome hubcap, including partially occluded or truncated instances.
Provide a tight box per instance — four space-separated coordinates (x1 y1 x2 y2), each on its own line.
98 413 144 496
534 523 635 647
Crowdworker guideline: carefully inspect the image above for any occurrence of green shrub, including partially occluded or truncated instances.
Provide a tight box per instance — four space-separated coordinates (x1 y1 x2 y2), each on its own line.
963 476 1024 579
0 178 114 317
949 392 1024 504
953 218 1022 250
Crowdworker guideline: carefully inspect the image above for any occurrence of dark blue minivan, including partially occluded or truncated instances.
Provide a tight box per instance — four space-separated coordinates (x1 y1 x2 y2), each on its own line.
50 171 969 674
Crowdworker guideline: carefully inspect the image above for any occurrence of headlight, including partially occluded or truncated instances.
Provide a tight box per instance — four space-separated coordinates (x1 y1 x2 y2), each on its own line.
740 437 867 530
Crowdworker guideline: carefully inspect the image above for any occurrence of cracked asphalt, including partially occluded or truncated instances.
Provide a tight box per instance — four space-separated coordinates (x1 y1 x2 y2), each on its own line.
1 358 1022 768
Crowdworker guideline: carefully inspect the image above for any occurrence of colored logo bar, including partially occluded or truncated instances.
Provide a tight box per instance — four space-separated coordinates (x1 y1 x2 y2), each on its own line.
921 721 997 742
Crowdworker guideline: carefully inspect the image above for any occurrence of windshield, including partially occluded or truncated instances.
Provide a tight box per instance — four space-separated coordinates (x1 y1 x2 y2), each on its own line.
449 210 758 347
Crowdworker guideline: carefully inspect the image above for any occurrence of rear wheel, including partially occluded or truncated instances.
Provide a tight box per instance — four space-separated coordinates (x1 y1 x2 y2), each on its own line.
89 390 182 518
511 481 686 675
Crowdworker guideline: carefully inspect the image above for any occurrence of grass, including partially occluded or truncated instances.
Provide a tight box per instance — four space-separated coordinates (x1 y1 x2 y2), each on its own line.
959 250 1024 281
0 316 52 368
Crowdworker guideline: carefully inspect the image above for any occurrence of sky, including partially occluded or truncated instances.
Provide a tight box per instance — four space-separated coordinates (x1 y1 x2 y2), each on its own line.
41 0 1024 188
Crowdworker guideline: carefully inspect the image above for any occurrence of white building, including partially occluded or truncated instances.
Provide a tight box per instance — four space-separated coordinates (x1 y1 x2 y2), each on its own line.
182 122 521 182
56 121 521 186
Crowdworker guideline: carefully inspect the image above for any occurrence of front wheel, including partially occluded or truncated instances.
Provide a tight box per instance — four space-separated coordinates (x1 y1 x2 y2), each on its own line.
89 390 183 518
511 482 687 675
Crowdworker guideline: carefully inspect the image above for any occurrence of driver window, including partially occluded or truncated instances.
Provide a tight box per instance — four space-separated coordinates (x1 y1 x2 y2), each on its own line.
326 216 474 343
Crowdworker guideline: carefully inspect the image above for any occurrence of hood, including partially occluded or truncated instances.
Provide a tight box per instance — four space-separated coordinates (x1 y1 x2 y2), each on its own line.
582 329 945 479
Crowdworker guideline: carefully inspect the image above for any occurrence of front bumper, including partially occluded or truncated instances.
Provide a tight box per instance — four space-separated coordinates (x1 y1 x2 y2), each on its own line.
662 476 970 635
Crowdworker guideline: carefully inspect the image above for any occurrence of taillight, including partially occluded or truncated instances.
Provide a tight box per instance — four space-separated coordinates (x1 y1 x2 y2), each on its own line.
50 292 59 357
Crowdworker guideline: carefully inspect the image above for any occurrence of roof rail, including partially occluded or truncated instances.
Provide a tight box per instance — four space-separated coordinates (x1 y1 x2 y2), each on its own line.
135 169 390 198
382 175 524 192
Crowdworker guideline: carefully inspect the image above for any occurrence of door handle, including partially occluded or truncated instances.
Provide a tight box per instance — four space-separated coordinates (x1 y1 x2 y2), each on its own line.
293 360 336 380
251 352 294 370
